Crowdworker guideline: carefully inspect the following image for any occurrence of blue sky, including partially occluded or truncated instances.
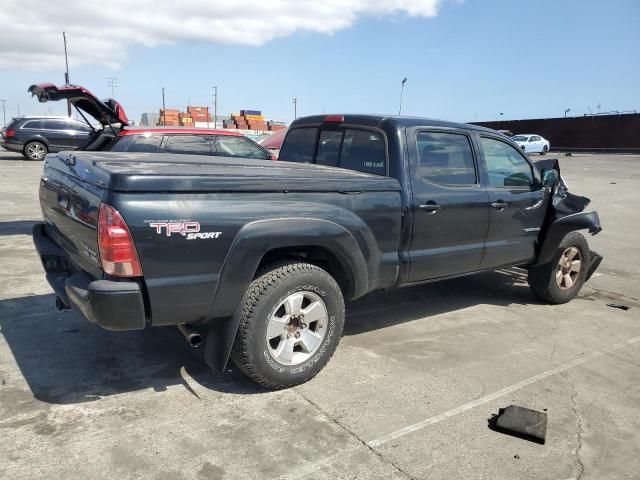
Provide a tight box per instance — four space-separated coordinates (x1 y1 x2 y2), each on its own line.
1 0 638 125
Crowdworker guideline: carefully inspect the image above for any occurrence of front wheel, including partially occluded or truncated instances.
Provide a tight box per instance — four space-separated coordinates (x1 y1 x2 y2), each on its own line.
230 261 345 389
528 231 590 304
24 141 48 161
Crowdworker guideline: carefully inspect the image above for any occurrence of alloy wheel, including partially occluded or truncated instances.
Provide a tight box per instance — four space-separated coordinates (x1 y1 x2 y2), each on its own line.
266 291 328 365
555 247 582 290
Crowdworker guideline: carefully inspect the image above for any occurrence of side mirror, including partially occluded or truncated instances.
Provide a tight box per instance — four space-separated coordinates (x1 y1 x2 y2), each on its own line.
541 168 559 188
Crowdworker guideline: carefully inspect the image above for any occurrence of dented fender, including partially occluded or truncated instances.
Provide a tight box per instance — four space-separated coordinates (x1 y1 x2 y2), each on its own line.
535 210 602 266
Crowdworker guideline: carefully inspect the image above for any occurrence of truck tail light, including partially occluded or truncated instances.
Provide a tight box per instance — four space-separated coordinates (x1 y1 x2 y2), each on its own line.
5 128 15 137
98 203 142 277
324 115 344 123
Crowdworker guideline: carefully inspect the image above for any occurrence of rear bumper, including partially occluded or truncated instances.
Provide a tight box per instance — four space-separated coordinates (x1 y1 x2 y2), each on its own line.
1 140 23 153
32 223 146 331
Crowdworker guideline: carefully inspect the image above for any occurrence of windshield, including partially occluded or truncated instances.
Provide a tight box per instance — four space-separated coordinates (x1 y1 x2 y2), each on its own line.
511 135 529 141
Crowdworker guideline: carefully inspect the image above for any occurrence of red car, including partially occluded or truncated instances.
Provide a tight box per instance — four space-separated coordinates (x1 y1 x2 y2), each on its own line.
28 83 274 160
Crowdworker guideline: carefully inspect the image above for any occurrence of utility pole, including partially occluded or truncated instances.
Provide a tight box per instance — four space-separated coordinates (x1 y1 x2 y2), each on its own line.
107 77 118 98
212 86 218 129
63 32 71 117
161 87 166 126
292 97 298 119
1 99 6 127
398 77 407 115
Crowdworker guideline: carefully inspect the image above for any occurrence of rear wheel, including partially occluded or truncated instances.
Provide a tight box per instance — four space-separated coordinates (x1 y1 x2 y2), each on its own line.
541 145 549 155
24 141 47 161
528 231 589 304
230 261 345 389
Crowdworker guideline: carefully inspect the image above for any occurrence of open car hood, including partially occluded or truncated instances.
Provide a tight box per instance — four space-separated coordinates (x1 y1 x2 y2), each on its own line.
28 83 128 126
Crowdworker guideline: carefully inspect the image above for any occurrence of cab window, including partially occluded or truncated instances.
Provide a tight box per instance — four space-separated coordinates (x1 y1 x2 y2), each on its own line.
480 136 534 188
280 126 387 176
279 127 318 163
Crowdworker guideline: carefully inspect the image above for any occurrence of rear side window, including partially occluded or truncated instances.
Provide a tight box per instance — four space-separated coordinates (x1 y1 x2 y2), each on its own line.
416 132 476 185
279 128 318 163
21 120 44 129
162 135 212 156
43 120 68 130
215 136 269 159
280 127 387 176
111 135 162 153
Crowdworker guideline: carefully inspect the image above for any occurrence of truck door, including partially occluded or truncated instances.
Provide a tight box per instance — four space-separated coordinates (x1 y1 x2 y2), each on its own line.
407 129 490 282
477 135 548 268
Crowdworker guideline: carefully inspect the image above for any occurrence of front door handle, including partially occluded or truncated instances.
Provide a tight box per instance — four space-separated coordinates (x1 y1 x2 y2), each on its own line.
419 203 442 214
491 201 508 211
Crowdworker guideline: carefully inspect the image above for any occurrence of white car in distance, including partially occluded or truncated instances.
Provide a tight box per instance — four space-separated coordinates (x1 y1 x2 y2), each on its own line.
512 134 550 155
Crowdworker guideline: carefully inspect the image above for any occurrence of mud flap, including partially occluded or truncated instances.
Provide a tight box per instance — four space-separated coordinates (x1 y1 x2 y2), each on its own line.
203 317 238 372
586 250 603 282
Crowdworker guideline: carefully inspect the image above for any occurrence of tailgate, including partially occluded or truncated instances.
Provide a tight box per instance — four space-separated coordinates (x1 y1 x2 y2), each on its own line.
39 153 105 278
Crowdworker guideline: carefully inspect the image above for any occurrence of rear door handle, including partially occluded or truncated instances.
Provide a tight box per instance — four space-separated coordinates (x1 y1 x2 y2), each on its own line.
491 201 508 211
419 203 442 213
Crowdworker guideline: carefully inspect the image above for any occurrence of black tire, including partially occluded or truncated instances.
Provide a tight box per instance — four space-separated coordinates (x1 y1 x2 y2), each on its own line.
23 141 48 161
541 145 549 155
230 260 345 389
528 231 590 304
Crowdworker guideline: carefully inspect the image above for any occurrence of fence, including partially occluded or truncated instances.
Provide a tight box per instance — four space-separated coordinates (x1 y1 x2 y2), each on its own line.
472 113 640 152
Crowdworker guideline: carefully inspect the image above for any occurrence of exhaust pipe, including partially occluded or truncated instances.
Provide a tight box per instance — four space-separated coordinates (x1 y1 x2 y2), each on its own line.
177 324 202 348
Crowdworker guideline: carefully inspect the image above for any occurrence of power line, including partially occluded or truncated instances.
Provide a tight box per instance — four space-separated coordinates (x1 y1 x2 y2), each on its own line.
107 77 119 98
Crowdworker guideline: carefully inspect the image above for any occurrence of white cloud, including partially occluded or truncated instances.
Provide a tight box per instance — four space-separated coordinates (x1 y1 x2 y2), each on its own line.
0 0 441 71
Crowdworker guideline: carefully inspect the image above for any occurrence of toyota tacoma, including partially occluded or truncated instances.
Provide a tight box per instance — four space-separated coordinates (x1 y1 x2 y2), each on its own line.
33 114 602 389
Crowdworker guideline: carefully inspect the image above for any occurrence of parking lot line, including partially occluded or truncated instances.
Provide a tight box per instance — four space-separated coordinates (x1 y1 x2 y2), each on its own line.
367 335 640 448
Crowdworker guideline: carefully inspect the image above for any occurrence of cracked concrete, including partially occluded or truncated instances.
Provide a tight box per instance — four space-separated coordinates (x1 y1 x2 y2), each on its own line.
1 151 639 479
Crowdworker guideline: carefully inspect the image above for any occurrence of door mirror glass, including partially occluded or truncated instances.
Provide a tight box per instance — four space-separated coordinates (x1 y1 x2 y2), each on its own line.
541 168 559 187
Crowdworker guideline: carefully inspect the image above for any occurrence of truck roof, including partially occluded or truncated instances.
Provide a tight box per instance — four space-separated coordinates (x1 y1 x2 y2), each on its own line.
291 114 498 134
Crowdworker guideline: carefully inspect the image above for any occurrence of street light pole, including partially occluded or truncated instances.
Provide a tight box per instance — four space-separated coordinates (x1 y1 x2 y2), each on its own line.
564 108 571 118
1 99 6 127
398 77 407 115
293 97 298 119
213 86 218 128
63 32 71 117
161 87 166 126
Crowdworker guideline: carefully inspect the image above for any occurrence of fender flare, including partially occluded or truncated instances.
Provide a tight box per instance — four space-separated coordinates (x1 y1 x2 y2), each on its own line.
204 217 370 371
535 210 602 266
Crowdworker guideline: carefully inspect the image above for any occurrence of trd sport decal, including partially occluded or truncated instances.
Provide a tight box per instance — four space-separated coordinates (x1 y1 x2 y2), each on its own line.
147 221 222 240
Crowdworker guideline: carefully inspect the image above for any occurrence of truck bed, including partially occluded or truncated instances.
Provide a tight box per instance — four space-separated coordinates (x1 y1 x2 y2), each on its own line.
47 151 401 193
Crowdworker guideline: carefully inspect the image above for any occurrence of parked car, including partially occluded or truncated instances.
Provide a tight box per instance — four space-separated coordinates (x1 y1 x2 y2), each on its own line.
1 116 93 160
259 128 287 158
108 127 274 160
28 83 273 160
512 134 550 155
32 114 602 389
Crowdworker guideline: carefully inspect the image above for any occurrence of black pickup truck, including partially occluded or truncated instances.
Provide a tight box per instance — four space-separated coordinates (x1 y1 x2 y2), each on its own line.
33 114 602 389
